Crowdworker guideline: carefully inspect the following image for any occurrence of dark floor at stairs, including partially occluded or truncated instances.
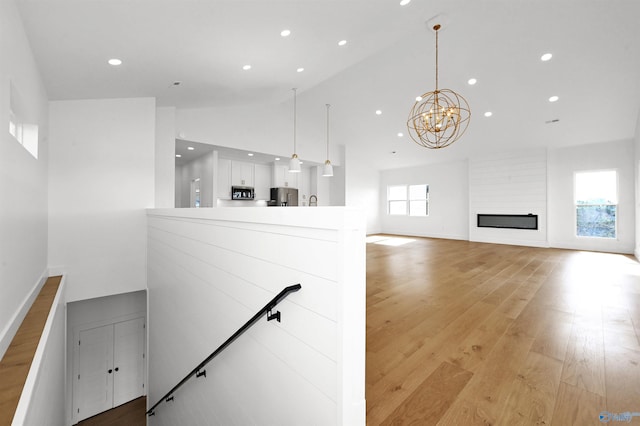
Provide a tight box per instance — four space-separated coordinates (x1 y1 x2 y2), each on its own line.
78 397 147 426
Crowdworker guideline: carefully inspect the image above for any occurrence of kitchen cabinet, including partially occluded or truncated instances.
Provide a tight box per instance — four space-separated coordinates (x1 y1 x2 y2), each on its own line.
217 158 232 200
273 164 297 189
255 164 271 200
231 160 254 187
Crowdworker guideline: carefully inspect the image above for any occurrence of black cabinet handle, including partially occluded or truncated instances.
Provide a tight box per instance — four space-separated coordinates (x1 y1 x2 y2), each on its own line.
115 367 119 372
108 369 113 374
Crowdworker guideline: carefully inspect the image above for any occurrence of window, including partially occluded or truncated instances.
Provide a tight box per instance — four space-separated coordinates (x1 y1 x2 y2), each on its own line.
387 184 429 216
8 81 38 159
575 170 617 238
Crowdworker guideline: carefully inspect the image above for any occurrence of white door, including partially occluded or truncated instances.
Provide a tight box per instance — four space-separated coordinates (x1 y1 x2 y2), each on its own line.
75 318 145 422
77 325 114 421
113 317 145 406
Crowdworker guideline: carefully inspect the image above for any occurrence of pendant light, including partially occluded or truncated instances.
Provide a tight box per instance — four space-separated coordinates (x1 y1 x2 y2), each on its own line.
407 23 471 149
322 103 334 177
288 88 301 173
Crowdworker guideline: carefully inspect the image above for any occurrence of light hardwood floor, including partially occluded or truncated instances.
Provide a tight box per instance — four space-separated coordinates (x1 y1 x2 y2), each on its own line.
365 235 640 425
78 397 146 426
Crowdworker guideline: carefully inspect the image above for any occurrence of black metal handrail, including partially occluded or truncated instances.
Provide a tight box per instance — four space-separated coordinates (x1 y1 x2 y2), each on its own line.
146 283 302 416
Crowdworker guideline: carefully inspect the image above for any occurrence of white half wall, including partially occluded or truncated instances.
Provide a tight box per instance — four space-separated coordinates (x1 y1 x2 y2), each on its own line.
13 277 66 426
380 160 469 240
48 98 156 302
146 207 366 425
0 0 49 358
469 148 548 247
548 139 635 254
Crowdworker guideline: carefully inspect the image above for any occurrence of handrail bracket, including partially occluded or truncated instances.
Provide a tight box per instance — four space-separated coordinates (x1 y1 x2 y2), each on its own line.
145 283 301 417
267 309 281 322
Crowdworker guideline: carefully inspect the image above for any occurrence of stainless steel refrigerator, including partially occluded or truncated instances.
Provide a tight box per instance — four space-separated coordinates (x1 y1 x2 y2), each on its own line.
269 187 298 206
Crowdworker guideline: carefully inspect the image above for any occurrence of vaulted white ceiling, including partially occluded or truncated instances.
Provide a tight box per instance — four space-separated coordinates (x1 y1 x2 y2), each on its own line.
16 0 640 169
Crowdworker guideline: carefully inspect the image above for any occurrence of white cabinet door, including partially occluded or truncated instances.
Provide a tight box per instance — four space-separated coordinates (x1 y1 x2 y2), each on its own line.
77 325 114 421
254 164 271 200
113 318 145 406
231 161 255 186
75 318 145 422
217 158 231 200
273 165 298 188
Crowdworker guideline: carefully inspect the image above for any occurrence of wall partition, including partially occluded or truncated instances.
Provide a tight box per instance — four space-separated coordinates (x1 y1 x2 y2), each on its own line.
146 207 366 425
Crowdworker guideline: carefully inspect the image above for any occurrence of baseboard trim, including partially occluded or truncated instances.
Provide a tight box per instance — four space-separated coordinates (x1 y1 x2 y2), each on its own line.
0 271 48 360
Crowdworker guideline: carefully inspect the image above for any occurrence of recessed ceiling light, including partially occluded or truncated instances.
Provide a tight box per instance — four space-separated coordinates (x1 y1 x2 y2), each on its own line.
297 67 304 73
187 146 194 150
281 29 291 37
415 96 423 102
549 95 559 102
248 153 254 156
541 53 553 61
175 154 182 158
484 111 493 117
468 78 477 85
397 132 404 137
400 0 411 5
338 40 347 47
108 59 122 66
242 65 251 70
275 157 281 161
376 110 382 115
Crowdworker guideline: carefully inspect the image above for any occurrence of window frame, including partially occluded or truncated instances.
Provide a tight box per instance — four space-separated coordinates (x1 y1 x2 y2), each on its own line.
386 184 429 217
574 169 618 239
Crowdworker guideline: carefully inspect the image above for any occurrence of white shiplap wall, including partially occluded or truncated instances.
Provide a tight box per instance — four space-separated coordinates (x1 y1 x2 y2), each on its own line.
147 207 365 426
469 149 548 247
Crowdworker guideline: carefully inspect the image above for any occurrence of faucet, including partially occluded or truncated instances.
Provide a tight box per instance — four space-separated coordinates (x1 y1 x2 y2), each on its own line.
309 195 317 206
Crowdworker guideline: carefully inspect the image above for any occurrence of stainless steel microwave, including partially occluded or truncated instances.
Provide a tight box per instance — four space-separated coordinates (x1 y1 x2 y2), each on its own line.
231 186 255 200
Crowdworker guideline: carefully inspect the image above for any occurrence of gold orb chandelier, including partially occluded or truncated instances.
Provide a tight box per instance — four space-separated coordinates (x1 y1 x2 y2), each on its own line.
407 24 471 149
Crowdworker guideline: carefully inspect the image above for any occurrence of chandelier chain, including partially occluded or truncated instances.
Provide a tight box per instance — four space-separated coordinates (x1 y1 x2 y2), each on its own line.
435 26 439 92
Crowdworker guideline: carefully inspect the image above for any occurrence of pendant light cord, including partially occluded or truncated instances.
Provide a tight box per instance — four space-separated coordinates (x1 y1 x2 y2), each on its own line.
293 88 297 154
326 104 330 159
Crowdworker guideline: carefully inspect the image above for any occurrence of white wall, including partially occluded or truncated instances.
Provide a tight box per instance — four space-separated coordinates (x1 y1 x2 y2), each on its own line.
381 160 469 240
48 98 155 302
155 107 176 208
176 151 214 208
469 148 548 247
147 207 365 425
345 147 381 234
0 0 49 358
548 139 635 254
